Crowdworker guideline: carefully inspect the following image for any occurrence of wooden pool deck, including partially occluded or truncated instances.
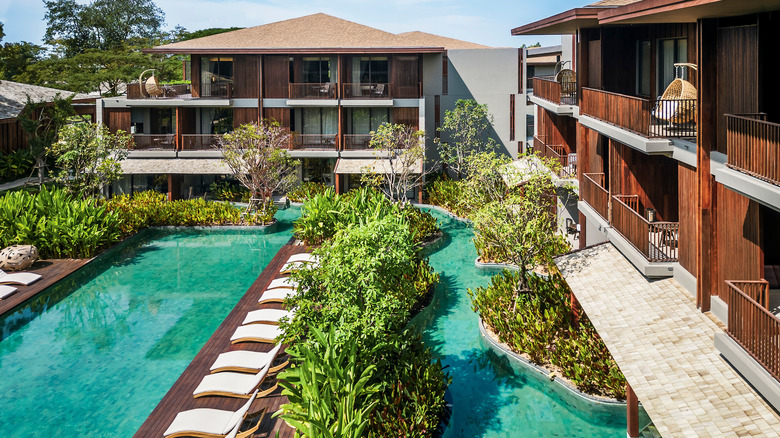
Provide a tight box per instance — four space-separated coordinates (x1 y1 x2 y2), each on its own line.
0 259 90 317
133 241 307 438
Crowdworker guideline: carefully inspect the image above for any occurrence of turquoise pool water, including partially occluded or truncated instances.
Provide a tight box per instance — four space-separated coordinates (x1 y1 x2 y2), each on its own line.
0 207 300 437
414 208 641 437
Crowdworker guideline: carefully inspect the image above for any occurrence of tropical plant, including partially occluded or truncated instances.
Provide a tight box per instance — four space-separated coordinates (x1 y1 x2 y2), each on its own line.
426 175 469 218
0 149 36 183
435 99 497 178
18 94 76 187
362 123 428 204
208 180 249 202
287 181 328 203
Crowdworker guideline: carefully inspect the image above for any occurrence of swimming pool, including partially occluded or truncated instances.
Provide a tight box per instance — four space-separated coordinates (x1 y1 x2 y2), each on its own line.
0 207 300 437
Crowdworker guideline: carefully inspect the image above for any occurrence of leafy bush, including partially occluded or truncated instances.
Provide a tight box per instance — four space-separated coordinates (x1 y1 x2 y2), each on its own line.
426 176 470 218
0 149 36 183
0 186 122 258
287 181 328 203
208 180 249 202
468 270 626 399
293 186 439 246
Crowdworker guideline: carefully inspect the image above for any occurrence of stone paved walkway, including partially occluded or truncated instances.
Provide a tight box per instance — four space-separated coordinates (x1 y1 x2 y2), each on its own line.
556 244 780 437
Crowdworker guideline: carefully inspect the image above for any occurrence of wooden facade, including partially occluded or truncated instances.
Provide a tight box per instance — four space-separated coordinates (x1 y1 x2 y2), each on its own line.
0 119 28 154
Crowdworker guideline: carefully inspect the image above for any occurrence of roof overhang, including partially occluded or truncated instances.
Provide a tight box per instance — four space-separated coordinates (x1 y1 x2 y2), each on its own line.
598 0 780 24
333 157 423 175
511 8 609 36
143 47 445 55
121 158 231 174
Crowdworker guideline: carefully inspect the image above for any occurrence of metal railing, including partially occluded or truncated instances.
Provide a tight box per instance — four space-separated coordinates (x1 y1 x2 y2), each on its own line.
289 83 336 99
131 134 176 150
127 83 191 99
726 113 780 186
200 81 233 98
611 194 679 262
725 280 780 381
533 135 576 178
181 134 222 151
532 76 577 105
342 134 373 150
342 83 390 99
582 173 609 222
290 134 338 150
580 87 696 138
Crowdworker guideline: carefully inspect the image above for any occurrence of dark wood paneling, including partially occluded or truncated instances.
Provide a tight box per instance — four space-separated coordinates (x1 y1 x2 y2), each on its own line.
394 108 418 128
263 55 290 99
0 119 27 153
698 17 717 311
678 162 697 275
393 55 420 98
106 109 131 134
233 108 260 129
234 55 260 99
191 55 201 98
576 123 608 189
716 184 762 298
263 108 291 128
716 24 759 153
588 39 602 89
538 108 576 155
179 107 197 134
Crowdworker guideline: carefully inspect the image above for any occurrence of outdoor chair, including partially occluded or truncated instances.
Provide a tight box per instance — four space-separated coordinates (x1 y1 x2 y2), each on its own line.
285 253 319 264
230 324 284 344
193 361 277 399
0 285 17 299
266 277 297 290
242 308 294 326
163 390 264 438
257 287 297 305
209 343 287 374
279 260 319 274
0 269 41 286
372 83 386 97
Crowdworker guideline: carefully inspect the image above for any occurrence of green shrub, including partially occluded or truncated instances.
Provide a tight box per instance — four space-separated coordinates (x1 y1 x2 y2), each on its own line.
287 181 328 203
208 180 249 202
0 149 36 183
426 176 470 218
468 270 626 399
0 186 122 258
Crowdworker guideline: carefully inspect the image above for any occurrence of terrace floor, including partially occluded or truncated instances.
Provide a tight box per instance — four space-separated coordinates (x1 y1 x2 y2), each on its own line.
0 258 90 317
556 244 780 437
133 241 307 438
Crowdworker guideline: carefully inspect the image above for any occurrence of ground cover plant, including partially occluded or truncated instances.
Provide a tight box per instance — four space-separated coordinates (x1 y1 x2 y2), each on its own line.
469 270 627 399
287 181 328 203
0 149 36 183
208 180 250 203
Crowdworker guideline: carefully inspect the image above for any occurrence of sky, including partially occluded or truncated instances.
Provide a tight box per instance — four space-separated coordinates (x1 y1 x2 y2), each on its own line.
0 0 583 49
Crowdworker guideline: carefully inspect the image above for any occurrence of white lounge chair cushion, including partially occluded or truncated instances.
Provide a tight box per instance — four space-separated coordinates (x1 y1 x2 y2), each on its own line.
280 260 319 273
0 270 41 286
242 309 294 325
266 277 297 290
286 253 319 264
164 390 258 437
210 344 283 373
258 288 296 304
193 362 271 397
231 324 283 343
0 285 17 299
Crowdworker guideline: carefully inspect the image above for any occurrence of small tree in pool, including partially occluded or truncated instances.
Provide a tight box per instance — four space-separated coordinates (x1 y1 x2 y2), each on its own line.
435 99 497 178
48 122 130 198
470 157 569 308
219 121 299 222
363 123 427 204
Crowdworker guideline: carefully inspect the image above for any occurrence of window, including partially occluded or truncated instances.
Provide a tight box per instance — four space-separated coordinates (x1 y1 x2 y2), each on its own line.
302 108 337 135
442 54 448 95
303 57 331 83
526 114 535 140
303 158 335 184
637 40 651 96
200 57 233 97
657 38 687 96
209 108 233 134
350 108 389 134
352 57 388 83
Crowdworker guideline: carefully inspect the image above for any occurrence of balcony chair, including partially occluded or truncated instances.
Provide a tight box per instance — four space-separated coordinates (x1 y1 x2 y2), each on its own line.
209 343 288 374
0 269 41 286
372 83 386 97
0 285 17 300
318 82 332 97
653 63 697 125
163 390 264 438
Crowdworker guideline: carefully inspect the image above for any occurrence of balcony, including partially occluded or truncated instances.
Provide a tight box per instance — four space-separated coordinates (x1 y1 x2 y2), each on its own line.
289 83 336 99
131 134 176 150
532 135 576 178
723 280 779 381
181 134 222 151
343 134 372 150
200 82 233 98
581 88 696 139
342 83 389 99
290 134 338 150
127 83 191 99
725 114 780 186
582 173 610 222
531 76 577 106
611 194 678 262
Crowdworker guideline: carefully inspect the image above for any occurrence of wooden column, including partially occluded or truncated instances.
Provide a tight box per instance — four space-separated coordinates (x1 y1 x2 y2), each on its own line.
167 174 182 201
579 212 587 250
417 184 423 204
627 383 639 437
697 18 717 312
335 173 341 195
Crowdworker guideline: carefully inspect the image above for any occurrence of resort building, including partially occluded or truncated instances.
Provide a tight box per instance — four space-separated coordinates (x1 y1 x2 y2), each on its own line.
515 0 780 436
100 13 527 200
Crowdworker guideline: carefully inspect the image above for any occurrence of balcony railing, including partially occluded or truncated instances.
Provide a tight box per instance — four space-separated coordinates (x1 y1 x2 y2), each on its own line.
725 113 780 186
131 134 176 150
342 83 390 99
289 83 336 99
290 134 338 150
611 194 678 262
533 135 576 178
200 81 232 98
724 280 779 381
581 87 696 138
181 134 222 151
532 76 577 105
127 83 191 99
343 134 373 150
582 173 610 222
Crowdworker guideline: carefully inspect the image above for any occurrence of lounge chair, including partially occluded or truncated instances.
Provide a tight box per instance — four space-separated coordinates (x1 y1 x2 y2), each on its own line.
286 253 320 264
209 343 287 374
230 324 283 344
193 361 277 398
0 269 41 286
241 309 294 326
163 389 265 438
266 277 297 290
258 287 297 304
0 285 17 300
279 260 319 274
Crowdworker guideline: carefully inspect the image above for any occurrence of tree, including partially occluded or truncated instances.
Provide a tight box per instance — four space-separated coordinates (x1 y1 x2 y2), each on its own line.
0 42 47 81
19 95 77 186
219 121 299 220
435 99 497 178
47 122 130 198
363 123 428 204
470 157 569 306
0 21 4 42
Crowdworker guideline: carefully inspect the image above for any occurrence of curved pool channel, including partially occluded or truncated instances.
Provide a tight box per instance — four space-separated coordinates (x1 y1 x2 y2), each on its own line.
0 205 637 437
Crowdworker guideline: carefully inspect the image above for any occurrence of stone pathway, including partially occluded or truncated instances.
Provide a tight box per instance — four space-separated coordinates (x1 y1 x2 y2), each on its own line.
556 244 780 437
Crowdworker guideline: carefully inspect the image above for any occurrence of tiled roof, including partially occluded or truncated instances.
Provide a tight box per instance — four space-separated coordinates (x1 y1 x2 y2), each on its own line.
153 13 490 51
586 0 642 7
0 80 92 120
